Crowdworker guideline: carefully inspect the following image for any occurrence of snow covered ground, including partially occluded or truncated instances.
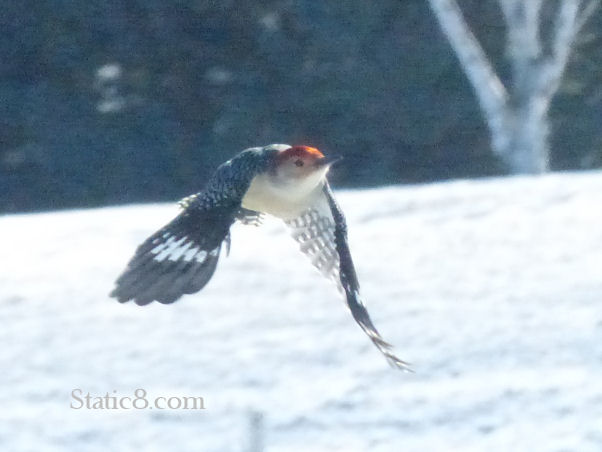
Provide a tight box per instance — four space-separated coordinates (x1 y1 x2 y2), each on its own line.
1 171 601 452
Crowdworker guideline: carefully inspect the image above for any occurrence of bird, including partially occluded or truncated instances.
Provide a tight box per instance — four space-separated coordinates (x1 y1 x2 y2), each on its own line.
110 144 409 370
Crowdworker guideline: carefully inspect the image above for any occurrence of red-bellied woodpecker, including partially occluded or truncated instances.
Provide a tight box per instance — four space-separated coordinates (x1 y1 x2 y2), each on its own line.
110 144 409 370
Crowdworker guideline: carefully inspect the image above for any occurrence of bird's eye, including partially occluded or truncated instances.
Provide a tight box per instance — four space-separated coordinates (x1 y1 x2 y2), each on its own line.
294 159 304 167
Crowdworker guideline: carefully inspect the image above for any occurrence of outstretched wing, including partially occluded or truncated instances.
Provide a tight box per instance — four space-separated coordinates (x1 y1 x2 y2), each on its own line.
286 184 411 370
110 202 235 305
110 147 276 305
285 203 342 290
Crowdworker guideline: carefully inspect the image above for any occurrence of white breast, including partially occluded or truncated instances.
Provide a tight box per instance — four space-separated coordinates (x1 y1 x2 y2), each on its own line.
242 171 327 220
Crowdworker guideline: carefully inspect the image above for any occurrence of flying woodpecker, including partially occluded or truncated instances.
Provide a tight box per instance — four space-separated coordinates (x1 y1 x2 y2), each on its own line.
110 144 409 370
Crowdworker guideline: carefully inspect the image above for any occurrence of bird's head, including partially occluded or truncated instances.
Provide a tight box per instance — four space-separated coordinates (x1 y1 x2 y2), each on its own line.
270 145 341 187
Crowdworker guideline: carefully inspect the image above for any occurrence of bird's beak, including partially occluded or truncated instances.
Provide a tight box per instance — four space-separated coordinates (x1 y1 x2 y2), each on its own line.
315 154 343 168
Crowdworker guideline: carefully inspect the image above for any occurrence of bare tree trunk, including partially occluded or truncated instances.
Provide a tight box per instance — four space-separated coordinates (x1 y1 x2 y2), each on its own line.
427 0 598 174
499 0 549 172
505 96 550 173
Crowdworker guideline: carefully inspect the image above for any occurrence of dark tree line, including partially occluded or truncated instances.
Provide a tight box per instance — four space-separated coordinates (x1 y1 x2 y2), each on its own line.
1 0 600 213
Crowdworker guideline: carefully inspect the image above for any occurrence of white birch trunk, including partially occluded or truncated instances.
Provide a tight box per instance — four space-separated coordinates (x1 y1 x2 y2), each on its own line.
427 0 597 174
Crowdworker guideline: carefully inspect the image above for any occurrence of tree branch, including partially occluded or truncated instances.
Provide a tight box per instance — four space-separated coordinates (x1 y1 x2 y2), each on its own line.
427 0 509 154
500 0 544 56
498 0 545 102
542 0 584 96
552 0 581 61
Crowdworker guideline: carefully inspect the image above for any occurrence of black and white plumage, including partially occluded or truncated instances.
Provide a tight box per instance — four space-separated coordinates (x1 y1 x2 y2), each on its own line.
111 144 409 370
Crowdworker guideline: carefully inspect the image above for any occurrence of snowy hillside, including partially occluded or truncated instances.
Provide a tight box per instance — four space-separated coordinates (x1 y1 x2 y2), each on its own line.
1 171 601 452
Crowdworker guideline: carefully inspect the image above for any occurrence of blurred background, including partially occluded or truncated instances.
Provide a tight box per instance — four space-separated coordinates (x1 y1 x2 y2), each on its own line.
1 0 601 213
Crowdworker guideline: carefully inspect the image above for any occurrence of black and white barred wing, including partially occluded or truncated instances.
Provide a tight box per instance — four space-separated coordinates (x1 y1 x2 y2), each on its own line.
110 202 236 305
286 185 411 370
111 147 274 306
285 202 342 291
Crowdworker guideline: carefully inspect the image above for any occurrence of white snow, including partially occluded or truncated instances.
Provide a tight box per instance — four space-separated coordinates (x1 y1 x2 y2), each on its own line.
1 171 601 452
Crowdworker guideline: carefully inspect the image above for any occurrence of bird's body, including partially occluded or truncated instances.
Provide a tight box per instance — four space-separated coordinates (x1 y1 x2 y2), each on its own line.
242 171 326 219
111 144 409 370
